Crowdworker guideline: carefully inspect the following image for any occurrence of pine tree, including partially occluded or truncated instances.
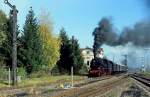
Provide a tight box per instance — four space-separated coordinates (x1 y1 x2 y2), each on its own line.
58 28 84 74
57 28 72 74
0 10 22 69
21 8 44 73
0 20 12 68
70 36 84 74
0 10 7 45
0 10 9 67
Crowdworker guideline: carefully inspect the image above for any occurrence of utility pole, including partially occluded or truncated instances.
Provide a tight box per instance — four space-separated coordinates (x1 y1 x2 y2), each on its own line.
144 48 150 71
71 66 73 87
141 56 145 72
122 54 128 71
124 55 128 66
4 0 18 86
122 54 127 66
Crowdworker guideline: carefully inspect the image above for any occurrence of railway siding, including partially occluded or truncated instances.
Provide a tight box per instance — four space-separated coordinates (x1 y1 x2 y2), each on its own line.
51 75 128 97
130 74 150 96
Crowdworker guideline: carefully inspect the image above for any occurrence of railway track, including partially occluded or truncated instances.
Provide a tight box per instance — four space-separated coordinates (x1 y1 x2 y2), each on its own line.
74 78 125 97
52 75 128 97
74 76 111 87
49 76 112 97
0 75 122 97
130 74 150 96
131 74 150 87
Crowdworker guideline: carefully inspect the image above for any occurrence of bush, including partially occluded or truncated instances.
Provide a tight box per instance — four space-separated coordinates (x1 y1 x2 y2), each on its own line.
51 65 60 76
0 66 8 81
28 69 52 78
79 64 89 75
17 67 27 80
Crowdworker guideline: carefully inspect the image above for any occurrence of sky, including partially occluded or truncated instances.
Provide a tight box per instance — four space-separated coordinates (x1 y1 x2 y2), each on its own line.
102 43 150 68
0 0 150 68
0 0 148 48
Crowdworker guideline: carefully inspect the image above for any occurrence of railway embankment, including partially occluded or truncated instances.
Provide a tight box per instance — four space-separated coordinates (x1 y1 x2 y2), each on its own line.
1 74 149 97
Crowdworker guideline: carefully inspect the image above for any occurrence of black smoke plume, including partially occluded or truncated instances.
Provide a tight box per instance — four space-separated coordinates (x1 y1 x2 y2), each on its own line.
142 0 150 11
93 17 150 57
118 20 150 46
92 17 118 57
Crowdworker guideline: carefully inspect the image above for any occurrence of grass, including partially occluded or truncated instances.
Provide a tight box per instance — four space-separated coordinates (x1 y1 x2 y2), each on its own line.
142 72 150 76
0 75 85 89
20 75 84 86
0 83 8 88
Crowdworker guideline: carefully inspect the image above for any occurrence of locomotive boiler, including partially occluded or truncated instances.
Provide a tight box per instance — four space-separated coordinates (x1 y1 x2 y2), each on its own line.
89 48 127 77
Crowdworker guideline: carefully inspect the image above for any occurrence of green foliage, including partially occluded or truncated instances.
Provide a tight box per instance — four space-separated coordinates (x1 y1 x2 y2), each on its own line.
0 32 6 46
39 11 61 70
58 28 84 74
57 28 72 74
51 65 60 75
0 10 8 44
28 69 51 78
0 10 12 68
21 8 44 73
0 10 21 69
79 64 88 75
0 10 8 60
0 8 84 77
17 67 27 80
0 66 8 82
70 36 84 74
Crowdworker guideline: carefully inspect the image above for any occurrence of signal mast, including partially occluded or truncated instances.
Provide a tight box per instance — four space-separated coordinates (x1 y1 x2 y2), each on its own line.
3 0 18 85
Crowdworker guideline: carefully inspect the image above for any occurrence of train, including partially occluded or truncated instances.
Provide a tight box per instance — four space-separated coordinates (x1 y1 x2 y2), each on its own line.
88 48 128 77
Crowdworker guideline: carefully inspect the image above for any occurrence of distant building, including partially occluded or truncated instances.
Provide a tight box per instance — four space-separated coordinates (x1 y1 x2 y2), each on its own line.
80 48 94 67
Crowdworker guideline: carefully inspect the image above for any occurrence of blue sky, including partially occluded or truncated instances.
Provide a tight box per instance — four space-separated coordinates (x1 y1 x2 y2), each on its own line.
0 0 148 48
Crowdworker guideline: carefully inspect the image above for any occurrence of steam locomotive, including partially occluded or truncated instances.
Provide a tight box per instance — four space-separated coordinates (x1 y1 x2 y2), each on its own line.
89 48 127 77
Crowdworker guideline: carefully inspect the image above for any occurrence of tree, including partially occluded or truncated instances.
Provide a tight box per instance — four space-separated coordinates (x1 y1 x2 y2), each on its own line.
21 8 44 73
57 28 71 74
0 10 8 66
58 29 84 74
39 11 61 70
0 10 7 45
70 36 84 74
0 10 22 69
0 10 13 68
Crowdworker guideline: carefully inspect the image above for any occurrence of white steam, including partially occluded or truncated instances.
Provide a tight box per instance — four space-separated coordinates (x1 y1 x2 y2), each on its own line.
102 43 150 70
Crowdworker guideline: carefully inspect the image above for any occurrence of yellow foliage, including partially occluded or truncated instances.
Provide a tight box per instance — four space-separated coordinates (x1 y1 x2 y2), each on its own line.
39 11 61 69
